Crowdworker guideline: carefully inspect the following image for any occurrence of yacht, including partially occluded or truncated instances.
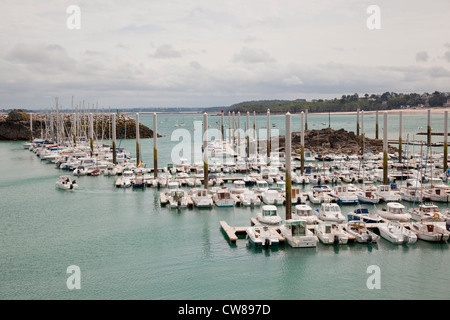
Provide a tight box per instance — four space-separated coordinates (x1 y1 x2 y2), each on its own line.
293 204 319 224
256 205 282 225
190 188 213 208
423 184 450 202
314 222 349 244
279 220 318 248
409 203 445 222
377 202 411 222
409 221 450 242
246 226 280 247
377 221 417 244
316 203 345 223
344 220 379 243
307 185 334 204
376 184 401 202
331 185 358 204
213 187 235 207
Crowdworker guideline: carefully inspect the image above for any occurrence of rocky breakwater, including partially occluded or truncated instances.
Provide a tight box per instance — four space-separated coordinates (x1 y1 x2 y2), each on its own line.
275 127 398 156
0 109 159 141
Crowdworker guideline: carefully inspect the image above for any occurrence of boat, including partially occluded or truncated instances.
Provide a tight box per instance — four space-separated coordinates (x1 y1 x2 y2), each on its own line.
190 188 213 208
293 204 319 224
55 175 78 190
356 186 380 204
344 220 379 243
376 184 401 202
377 202 411 222
423 184 450 203
291 187 307 204
246 226 280 247
213 187 235 207
377 221 417 244
409 203 446 222
253 180 269 195
347 207 383 223
307 185 334 204
261 188 284 205
168 189 189 209
230 180 246 194
118 170 134 188
279 220 318 248
399 179 423 202
73 165 87 176
314 222 349 244
239 189 261 207
132 173 146 189
409 221 450 242
256 205 282 225
331 185 358 204
316 203 345 223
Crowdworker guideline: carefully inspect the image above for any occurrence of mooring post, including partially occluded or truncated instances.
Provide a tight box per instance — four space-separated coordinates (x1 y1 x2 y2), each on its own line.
246 111 250 159
427 109 431 147
399 111 403 163
375 110 379 139
203 112 209 189
356 108 360 136
361 110 365 157
305 109 308 131
383 112 388 185
89 113 94 156
301 111 305 175
444 110 448 172
267 109 271 162
136 113 140 166
29 113 33 142
112 113 117 165
153 112 158 178
285 112 292 220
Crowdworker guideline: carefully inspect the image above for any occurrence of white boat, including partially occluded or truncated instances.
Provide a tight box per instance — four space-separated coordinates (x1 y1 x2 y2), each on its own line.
378 202 411 222
168 189 189 209
331 185 358 204
377 221 417 244
423 184 450 203
376 184 401 202
307 185 334 204
261 188 284 205
293 204 319 224
239 189 261 207
190 188 213 208
230 180 246 194
253 180 269 195
55 175 78 190
409 203 446 222
344 220 379 243
314 222 349 244
246 226 280 247
256 205 282 225
280 220 318 248
399 179 423 202
291 187 307 204
118 170 134 188
356 185 380 204
409 221 450 242
213 187 235 207
316 203 345 223
73 165 87 176
292 172 310 184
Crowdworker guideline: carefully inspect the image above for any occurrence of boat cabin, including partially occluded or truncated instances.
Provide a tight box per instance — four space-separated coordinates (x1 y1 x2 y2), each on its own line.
284 220 308 237
384 202 405 214
262 205 278 218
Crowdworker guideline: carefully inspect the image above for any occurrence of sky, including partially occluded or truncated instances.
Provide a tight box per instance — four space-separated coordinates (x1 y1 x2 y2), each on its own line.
0 0 449 110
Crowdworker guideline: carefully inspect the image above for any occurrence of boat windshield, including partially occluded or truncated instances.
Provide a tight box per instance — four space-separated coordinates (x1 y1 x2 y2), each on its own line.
291 222 307 236
264 209 278 217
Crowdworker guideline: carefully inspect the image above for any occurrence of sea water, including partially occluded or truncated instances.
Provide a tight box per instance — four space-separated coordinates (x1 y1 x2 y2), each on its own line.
0 112 449 300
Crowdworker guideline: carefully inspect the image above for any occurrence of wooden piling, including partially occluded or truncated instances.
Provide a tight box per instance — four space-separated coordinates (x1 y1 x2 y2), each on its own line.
444 110 448 172
203 112 209 189
376 110 379 139
112 113 117 165
285 112 292 220
153 113 158 178
383 112 388 185
267 109 271 159
399 111 403 163
136 113 140 166
301 111 305 175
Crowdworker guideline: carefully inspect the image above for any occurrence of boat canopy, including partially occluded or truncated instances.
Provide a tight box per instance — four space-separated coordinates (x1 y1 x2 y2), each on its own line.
285 219 307 236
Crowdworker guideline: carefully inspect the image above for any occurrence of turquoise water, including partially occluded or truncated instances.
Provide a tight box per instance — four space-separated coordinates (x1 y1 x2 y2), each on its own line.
1 112 449 300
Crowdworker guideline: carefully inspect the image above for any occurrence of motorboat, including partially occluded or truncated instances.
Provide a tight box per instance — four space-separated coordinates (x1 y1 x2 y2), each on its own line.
291 187 307 204
293 204 319 224
132 173 146 189
307 185 334 204
168 189 189 209
423 184 450 202
261 188 284 205
291 172 310 184
331 185 358 204
213 187 235 207
409 203 446 222
55 175 78 190
399 179 423 202
376 184 401 202
279 220 318 248
377 221 417 244
230 180 246 194
239 189 261 207
314 222 349 244
253 180 269 195
347 207 383 223
356 187 380 204
344 220 379 243
73 165 87 176
316 203 345 223
246 226 280 247
377 202 411 222
190 188 213 208
256 205 282 225
409 221 449 242
117 170 134 188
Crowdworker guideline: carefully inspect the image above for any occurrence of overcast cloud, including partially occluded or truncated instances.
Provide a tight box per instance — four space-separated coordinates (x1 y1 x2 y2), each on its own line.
0 0 449 110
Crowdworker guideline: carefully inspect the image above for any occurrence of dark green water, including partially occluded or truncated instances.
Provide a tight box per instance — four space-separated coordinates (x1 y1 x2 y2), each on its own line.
1 112 449 300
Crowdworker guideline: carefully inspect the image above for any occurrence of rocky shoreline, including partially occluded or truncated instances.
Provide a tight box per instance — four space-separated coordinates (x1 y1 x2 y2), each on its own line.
274 127 398 156
0 109 159 141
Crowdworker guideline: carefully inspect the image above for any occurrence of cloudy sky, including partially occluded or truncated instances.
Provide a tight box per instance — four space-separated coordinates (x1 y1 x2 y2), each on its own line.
1 0 449 110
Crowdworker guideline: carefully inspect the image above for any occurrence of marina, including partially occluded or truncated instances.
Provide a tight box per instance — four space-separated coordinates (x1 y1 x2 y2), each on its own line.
2 110 450 300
